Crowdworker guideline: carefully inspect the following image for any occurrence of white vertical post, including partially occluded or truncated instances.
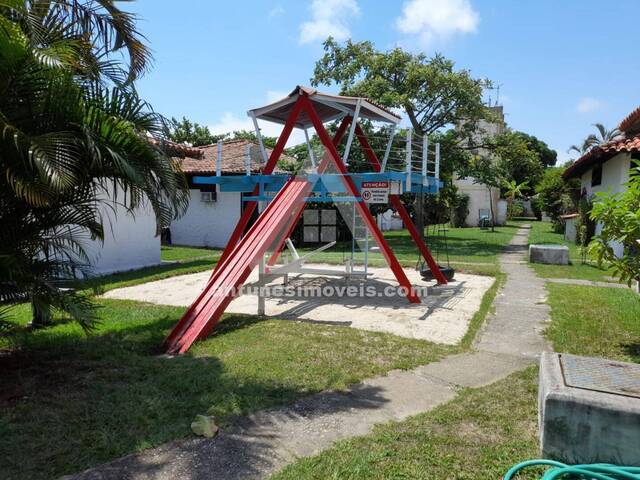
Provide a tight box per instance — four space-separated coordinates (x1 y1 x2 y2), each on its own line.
216 140 222 177
435 142 441 193
304 128 317 172
405 127 412 192
258 255 265 316
249 112 269 164
245 144 251 176
381 125 396 172
422 134 428 186
342 99 362 165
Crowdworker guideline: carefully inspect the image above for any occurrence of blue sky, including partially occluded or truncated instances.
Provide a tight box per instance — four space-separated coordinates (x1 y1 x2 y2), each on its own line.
129 0 640 163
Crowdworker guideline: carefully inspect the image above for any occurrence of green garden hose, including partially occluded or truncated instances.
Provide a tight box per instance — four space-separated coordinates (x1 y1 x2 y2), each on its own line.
504 459 640 479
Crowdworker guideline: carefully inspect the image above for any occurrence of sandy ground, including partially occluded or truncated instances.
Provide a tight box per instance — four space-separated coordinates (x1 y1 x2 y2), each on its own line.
103 264 494 345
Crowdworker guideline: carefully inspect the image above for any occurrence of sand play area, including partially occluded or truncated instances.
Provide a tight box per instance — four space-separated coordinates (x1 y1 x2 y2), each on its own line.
103 264 494 345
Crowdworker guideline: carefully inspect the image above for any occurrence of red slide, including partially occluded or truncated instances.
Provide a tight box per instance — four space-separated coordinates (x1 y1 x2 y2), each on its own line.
163 176 311 354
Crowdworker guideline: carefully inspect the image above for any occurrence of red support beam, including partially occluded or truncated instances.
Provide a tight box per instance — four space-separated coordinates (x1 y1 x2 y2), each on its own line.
354 125 448 285
213 96 306 274
301 97 421 304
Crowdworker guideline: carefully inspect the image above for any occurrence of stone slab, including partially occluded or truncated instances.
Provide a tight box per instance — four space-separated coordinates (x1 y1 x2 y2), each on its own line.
539 352 640 465
529 244 569 265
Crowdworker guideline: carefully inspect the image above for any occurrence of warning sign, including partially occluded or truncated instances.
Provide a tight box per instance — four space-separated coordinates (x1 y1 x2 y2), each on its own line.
361 181 389 204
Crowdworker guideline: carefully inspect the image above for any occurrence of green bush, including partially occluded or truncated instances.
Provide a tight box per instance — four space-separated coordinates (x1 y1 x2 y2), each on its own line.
536 168 580 232
589 161 640 285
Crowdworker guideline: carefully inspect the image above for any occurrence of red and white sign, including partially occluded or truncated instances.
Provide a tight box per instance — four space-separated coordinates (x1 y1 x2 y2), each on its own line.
361 181 389 204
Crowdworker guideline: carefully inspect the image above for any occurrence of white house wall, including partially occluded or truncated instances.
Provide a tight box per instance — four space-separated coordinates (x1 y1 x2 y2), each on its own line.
580 153 631 196
579 152 631 258
454 176 503 226
83 186 160 276
171 189 241 248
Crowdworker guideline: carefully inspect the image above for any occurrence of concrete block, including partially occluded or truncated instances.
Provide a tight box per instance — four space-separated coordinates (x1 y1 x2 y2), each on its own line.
529 244 569 265
539 352 640 465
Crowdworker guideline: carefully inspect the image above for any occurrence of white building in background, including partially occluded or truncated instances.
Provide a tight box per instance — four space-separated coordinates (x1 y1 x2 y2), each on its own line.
83 185 160 276
563 106 639 258
170 139 288 248
454 105 507 227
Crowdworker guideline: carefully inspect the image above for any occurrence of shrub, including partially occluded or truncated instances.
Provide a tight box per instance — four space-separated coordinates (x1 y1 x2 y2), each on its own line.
589 161 640 285
536 168 580 232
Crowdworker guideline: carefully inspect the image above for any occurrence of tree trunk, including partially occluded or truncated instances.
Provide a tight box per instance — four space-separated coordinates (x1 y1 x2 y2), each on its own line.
488 186 496 232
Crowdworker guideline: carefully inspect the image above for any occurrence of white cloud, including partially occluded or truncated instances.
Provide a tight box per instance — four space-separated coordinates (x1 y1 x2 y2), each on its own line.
576 97 602 114
208 91 306 147
395 0 479 47
299 0 360 45
268 4 284 19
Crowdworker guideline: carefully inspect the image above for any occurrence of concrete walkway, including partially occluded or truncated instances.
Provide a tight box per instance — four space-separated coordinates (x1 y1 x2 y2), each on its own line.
546 277 631 289
67 225 549 480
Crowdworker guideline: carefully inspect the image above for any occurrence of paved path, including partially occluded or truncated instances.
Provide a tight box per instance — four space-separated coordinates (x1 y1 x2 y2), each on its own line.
67 225 549 480
545 277 630 289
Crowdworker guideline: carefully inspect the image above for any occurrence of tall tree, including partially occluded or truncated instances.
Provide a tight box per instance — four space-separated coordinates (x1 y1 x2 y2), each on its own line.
312 38 489 237
169 117 225 146
0 1 189 328
492 132 543 195
312 38 489 138
512 131 557 168
468 155 503 231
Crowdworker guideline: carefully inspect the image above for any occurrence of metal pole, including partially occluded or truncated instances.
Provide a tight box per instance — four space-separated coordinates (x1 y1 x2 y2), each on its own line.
304 128 317 172
422 134 428 187
245 144 251 176
342 99 362 165
435 142 441 193
216 140 222 177
258 255 265 316
249 112 269 164
405 127 412 192
381 125 396 173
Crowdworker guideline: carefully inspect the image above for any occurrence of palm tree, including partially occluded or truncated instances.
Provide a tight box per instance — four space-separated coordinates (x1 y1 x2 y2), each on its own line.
0 1 189 328
503 179 529 219
568 123 622 158
589 123 622 147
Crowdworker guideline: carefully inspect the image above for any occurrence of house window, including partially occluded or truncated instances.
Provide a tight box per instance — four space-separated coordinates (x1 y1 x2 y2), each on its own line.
200 191 216 203
591 163 602 187
198 184 217 203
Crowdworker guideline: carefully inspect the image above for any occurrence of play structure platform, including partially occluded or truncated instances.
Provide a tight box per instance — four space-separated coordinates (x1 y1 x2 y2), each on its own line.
164 86 449 354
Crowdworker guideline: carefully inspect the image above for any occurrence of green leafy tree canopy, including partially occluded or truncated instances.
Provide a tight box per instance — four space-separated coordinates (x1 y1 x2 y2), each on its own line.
312 38 490 138
169 117 225 146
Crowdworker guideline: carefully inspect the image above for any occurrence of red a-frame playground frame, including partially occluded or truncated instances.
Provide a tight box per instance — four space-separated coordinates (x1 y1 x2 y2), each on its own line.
163 87 446 354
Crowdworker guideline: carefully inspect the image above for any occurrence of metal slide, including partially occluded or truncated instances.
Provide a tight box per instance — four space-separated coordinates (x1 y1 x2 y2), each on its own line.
163 176 311 354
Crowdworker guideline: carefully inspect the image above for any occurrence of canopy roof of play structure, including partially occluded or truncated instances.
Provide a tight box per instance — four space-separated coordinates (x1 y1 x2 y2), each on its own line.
248 85 401 128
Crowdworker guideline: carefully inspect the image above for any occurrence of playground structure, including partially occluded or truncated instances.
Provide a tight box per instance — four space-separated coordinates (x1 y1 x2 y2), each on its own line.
163 86 448 354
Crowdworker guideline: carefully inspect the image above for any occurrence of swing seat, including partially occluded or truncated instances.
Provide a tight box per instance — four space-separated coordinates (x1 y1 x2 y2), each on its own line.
420 265 455 282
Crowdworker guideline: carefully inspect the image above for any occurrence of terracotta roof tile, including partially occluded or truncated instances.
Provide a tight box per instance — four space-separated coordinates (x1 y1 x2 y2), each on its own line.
563 134 640 179
619 105 640 133
174 139 290 175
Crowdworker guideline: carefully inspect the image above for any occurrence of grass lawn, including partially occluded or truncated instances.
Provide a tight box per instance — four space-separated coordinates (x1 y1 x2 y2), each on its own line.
272 367 540 480
161 244 221 262
527 221 616 282
546 283 640 363
0 299 452 480
296 224 521 276
87 224 517 294
83 245 222 294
